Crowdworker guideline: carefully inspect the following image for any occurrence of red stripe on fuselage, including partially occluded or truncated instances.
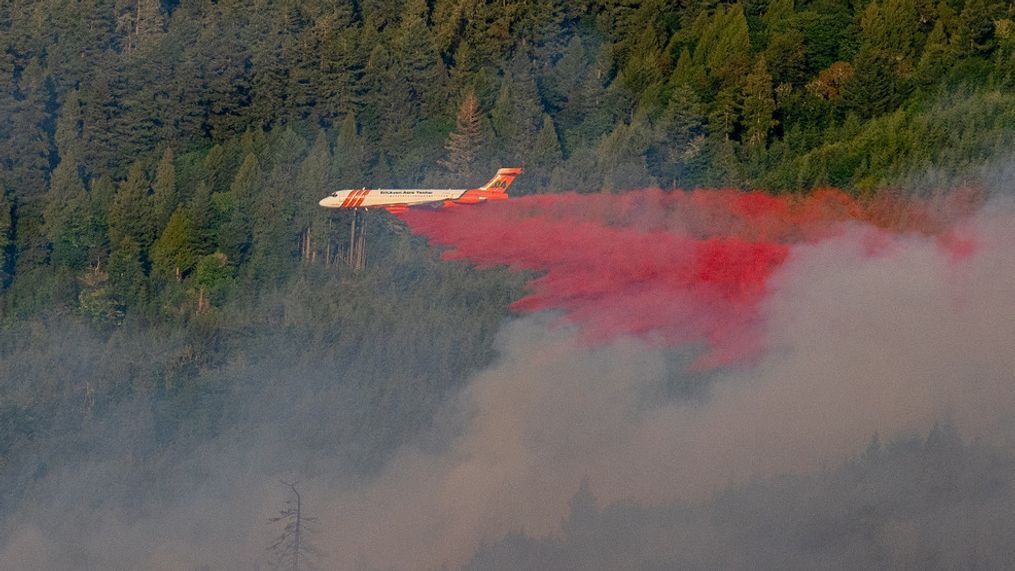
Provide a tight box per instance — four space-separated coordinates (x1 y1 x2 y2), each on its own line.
354 190 369 208
340 190 356 208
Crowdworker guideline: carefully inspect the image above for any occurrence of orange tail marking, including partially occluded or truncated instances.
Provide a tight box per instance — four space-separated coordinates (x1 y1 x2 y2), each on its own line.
479 168 523 193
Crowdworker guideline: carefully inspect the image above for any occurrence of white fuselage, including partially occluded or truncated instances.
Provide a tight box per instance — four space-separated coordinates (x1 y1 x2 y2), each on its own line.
319 188 468 209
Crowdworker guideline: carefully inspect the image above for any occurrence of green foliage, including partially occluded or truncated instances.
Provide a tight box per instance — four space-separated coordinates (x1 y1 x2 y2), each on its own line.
742 57 778 148
441 91 487 179
193 252 235 308
0 193 11 286
151 147 177 230
108 161 155 251
841 49 913 119
107 236 146 307
151 207 199 281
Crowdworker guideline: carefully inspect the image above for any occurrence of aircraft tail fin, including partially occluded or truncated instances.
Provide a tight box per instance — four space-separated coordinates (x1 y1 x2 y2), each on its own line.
479 168 523 193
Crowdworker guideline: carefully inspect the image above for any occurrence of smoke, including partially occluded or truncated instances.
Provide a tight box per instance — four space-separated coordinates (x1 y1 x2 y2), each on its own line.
316 188 1011 568
398 188 977 367
3 188 1015 570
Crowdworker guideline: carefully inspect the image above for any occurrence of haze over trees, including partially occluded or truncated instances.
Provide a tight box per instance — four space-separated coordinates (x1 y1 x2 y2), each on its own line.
0 0 1013 568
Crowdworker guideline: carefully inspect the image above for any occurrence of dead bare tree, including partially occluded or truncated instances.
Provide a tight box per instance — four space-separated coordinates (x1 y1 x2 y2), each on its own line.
268 481 322 571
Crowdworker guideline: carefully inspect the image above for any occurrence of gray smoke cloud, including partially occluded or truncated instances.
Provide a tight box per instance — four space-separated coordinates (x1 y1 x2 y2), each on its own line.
2 205 1015 570
314 204 1015 568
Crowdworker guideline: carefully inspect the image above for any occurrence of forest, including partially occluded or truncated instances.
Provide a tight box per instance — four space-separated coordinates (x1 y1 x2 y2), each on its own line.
1 0 1014 568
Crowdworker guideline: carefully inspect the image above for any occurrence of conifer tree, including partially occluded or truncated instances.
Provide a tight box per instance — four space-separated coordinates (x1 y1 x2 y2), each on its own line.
397 0 443 115
917 20 956 86
44 154 90 270
544 35 588 115
842 49 911 118
956 0 998 55
440 91 486 179
318 6 364 119
120 0 165 53
193 252 233 311
505 51 545 155
54 90 84 167
151 206 198 281
694 4 752 88
333 114 367 185
188 181 215 255
765 30 809 86
152 147 177 230
489 79 517 160
653 82 707 185
46 90 91 269
530 114 563 189
108 161 155 251
230 153 262 207
360 43 402 147
199 6 253 139
5 58 51 207
296 130 332 261
859 0 920 61
0 192 11 286
107 236 146 307
89 174 116 223
742 57 778 147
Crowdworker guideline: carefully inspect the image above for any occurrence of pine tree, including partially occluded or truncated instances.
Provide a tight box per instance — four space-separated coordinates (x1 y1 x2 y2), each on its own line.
742 57 778 147
956 0 998 55
530 114 563 190
46 89 91 270
4 58 51 207
120 0 165 53
859 0 920 62
359 43 397 146
199 5 253 139
231 153 262 206
765 30 809 86
669 47 707 94
296 130 332 261
0 192 12 287
152 147 177 230
193 252 233 311
440 91 486 179
249 16 290 129
505 51 545 156
151 207 198 281
397 0 444 115
693 4 752 88
333 114 367 186
917 20 956 86
188 180 215 256
107 236 146 307
544 35 588 115
108 161 155 251
842 49 912 118
54 90 84 167
318 9 364 120
44 153 90 270
652 82 707 185
489 79 517 160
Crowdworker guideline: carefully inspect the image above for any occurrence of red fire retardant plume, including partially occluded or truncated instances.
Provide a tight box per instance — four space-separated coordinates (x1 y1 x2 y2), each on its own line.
398 188 976 368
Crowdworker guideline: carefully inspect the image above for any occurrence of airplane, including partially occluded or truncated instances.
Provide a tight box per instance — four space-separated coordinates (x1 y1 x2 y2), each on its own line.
318 168 522 214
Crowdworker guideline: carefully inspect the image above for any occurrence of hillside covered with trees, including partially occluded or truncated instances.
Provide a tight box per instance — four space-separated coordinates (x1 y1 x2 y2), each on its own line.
1 0 1013 315
0 0 1014 567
